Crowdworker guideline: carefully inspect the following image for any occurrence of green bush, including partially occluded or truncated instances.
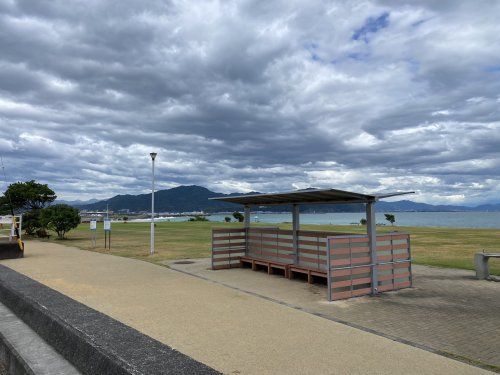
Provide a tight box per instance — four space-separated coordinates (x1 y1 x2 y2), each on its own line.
40 204 81 239
23 209 43 235
188 215 209 222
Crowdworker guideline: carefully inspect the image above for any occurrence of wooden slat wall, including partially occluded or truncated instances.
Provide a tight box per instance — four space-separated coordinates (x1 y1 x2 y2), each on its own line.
211 228 246 270
375 233 411 292
246 228 351 267
327 233 411 301
296 230 330 270
247 228 294 264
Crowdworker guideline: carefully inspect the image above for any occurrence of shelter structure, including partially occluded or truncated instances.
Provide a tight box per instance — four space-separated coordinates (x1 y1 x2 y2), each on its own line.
210 188 414 301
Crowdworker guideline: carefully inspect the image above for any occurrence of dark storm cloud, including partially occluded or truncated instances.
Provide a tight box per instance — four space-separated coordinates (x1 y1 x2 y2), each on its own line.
0 0 499 204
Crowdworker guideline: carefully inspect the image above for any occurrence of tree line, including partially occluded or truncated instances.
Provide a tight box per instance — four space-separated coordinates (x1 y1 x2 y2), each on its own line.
0 180 80 239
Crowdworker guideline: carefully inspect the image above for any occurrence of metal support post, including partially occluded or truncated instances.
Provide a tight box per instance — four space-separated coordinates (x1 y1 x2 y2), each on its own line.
244 205 250 255
292 204 300 264
326 238 332 301
150 152 157 255
366 201 378 294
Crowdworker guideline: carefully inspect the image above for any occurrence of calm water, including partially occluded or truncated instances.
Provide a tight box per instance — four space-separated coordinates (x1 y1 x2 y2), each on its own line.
207 212 500 229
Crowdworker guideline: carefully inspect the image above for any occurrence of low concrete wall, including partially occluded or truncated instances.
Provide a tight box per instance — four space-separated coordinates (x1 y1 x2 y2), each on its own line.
0 265 219 375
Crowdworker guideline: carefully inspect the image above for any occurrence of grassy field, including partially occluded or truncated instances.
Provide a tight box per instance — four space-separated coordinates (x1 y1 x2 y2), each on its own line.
35 221 500 275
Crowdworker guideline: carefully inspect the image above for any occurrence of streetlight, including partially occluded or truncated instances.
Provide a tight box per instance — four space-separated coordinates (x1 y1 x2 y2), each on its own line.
150 152 157 255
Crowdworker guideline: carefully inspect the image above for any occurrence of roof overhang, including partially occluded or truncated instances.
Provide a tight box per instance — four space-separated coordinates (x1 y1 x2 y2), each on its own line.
209 188 414 206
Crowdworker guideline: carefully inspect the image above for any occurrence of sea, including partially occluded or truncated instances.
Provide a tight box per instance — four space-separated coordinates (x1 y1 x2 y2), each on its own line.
135 211 500 229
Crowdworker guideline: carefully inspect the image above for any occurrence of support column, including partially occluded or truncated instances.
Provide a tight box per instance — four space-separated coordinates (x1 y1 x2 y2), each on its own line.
366 201 378 294
244 205 250 255
292 204 300 264
244 205 250 228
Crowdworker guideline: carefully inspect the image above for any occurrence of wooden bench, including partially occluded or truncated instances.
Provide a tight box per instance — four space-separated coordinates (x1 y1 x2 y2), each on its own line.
240 256 290 278
288 265 327 284
475 252 500 279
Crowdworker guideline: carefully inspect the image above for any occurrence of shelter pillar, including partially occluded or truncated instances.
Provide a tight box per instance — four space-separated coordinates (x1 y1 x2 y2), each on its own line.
244 205 251 228
292 204 300 264
366 201 378 294
244 205 250 255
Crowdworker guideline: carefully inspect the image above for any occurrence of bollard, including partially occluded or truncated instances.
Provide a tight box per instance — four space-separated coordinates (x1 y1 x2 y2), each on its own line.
474 252 489 280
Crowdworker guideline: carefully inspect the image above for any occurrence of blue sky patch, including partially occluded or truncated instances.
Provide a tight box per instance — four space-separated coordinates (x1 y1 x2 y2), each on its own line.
353 12 390 42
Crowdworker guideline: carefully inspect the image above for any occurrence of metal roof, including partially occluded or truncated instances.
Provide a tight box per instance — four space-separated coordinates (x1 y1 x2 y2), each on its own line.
209 188 414 206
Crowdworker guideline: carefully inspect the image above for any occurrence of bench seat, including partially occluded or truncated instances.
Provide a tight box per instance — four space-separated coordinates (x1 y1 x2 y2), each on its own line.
239 256 329 284
288 265 327 284
240 256 290 278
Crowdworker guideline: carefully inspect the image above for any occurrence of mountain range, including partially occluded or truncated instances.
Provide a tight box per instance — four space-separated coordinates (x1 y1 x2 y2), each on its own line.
75 185 500 213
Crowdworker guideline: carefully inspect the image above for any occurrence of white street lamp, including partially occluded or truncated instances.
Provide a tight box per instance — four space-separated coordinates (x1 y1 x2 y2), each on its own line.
150 152 157 255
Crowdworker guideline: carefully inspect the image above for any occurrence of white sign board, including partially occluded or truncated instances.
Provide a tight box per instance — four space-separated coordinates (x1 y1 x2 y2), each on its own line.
103 220 111 231
90 220 97 230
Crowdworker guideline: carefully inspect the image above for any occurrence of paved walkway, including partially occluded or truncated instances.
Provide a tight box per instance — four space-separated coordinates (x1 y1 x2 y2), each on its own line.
1 242 492 374
168 259 500 370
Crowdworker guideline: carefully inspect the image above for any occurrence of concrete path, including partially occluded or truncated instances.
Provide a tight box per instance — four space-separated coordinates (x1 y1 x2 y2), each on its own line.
1 242 491 374
168 259 500 370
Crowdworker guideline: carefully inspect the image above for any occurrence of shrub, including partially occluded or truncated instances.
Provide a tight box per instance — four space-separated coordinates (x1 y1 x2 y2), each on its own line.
23 209 43 235
40 204 81 239
188 215 209 222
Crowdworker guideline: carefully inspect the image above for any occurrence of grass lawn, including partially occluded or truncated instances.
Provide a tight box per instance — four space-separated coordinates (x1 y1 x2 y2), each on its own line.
36 221 500 275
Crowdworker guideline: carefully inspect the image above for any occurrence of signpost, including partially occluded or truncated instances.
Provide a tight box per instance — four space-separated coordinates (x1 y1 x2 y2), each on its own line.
90 220 97 248
104 219 111 249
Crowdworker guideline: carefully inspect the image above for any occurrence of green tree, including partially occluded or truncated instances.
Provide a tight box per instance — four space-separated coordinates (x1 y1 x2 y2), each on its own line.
360 218 367 225
1 180 57 236
233 211 244 222
0 199 10 215
40 204 81 239
123 216 129 223
224 216 231 223
23 209 43 235
384 213 396 226
1 180 56 211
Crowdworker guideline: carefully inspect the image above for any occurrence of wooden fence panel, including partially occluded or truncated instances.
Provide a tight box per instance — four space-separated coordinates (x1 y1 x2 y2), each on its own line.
211 228 246 270
247 228 295 264
327 233 412 301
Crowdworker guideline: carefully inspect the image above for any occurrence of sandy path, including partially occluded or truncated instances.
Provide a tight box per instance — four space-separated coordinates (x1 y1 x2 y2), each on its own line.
1 241 489 374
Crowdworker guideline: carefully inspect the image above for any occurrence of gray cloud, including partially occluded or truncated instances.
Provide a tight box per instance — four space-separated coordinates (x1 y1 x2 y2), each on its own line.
0 0 499 205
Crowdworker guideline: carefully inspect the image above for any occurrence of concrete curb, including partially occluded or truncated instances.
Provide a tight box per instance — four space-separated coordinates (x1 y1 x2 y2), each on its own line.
0 265 220 375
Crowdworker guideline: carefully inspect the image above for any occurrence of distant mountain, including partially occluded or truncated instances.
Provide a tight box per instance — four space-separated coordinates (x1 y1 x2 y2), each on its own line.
78 185 500 213
375 200 474 212
79 185 237 213
56 198 100 206
474 203 500 212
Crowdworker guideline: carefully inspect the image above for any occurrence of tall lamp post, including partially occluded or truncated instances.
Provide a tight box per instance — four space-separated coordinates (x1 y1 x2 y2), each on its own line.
150 152 157 255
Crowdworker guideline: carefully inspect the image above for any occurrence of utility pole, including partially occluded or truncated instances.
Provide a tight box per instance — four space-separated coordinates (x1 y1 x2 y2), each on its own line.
150 152 157 255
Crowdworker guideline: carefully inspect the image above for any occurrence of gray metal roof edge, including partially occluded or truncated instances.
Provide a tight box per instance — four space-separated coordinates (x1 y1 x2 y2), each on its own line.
209 189 415 204
209 188 368 201
373 191 415 200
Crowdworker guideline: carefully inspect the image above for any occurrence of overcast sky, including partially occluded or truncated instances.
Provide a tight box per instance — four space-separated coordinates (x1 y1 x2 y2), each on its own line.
1 1 499 205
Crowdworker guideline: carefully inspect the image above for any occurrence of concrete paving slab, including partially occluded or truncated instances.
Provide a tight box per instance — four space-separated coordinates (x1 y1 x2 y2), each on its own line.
1 241 493 375
167 258 500 370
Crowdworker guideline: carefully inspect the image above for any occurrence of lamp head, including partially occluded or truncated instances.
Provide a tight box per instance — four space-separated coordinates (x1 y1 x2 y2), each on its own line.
150 152 157 160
